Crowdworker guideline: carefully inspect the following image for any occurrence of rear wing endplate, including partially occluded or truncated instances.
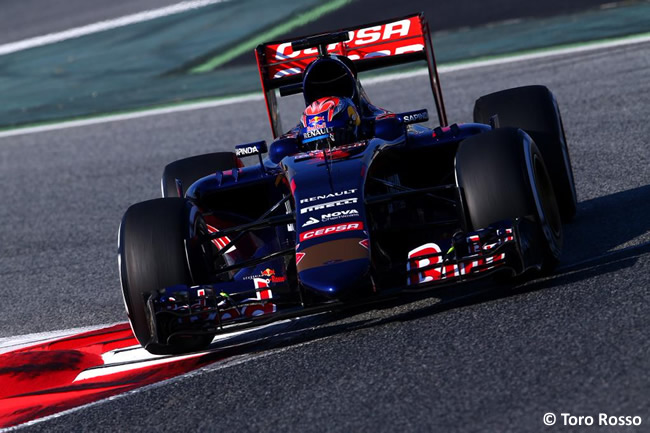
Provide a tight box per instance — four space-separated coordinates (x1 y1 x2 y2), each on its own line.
255 13 447 138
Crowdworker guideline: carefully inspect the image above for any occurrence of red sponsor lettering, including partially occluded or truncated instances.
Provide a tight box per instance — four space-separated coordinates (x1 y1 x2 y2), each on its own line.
265 16 425 79
299 222 363 242
407 243 507 286
407 243 443 285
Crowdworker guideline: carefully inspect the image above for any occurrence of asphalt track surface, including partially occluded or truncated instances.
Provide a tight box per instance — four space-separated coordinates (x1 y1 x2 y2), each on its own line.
0 38 648 431
0 0 183 45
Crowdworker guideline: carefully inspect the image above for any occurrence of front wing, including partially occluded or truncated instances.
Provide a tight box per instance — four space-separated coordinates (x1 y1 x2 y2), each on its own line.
142 217 540 348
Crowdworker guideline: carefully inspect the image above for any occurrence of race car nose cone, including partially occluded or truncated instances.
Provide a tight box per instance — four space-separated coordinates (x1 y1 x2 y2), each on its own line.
299 258 370 298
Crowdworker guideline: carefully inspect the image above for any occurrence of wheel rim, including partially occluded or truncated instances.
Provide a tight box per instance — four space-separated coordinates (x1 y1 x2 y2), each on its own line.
534 155 563 240
523 134 562 259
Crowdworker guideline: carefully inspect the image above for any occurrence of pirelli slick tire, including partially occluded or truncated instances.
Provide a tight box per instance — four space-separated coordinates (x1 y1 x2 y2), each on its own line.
118 198 214 354
455 128 563 271
473 85 577 222
162 152 241 198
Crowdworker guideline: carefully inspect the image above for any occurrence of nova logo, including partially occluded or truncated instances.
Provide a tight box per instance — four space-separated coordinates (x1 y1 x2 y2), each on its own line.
322 209 359 222
299 222 363 242
302 216 320 227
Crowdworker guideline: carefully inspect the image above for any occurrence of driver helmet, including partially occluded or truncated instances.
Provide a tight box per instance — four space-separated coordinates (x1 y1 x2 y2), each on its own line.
300 97 361 150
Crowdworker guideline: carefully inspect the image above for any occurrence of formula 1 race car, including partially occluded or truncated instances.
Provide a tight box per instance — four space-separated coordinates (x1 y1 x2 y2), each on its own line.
118 13 577 354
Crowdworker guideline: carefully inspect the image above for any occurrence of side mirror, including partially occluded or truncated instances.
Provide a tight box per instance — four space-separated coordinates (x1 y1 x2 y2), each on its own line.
269 137 300 164
373 115 403 141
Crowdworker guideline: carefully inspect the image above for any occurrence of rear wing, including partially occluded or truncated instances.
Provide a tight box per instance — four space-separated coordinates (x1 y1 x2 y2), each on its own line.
255 13 447 138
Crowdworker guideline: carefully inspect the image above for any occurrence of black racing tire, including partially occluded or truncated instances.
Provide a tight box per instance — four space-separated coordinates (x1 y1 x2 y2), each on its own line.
118 198 214 354
473 85 577 222
162 152 240 198
455 128 563 271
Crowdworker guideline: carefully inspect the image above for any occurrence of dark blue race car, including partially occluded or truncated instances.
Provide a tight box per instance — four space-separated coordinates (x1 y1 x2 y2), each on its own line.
118 14 577 354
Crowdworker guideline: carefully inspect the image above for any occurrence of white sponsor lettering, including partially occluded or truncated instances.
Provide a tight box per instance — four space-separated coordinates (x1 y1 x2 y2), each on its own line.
300 189 357 204
236 146 259 156
382 20 411 40
556 413 643 427
395 44 424 55
300 198 358 214
275 43 318 60
321 209 359 222
303 127 332 139
402 111 428 123
275 20 412 60
355 26 382 45
299 222 363 241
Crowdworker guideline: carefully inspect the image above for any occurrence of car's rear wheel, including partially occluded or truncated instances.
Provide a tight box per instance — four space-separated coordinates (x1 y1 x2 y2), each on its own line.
455 128 563 272
118 198 215 354
473 85 577 222
162 152 241 198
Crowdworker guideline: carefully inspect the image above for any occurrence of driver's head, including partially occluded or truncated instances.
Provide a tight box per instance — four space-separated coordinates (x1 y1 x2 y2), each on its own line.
300 97 361 150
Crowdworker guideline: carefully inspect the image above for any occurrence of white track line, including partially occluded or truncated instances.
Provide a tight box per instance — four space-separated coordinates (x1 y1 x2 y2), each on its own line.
0 94 262 139
1 32 649 139
0 0 230 56
0 323 122 355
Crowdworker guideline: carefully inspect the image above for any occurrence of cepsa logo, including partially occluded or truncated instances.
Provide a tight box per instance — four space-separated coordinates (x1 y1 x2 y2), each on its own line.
299 222 363 242
275 19 420 61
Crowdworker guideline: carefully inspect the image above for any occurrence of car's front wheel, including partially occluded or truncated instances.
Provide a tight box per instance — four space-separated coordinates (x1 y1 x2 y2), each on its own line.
473 85 577 222
455 128 563 272
118 198 215 354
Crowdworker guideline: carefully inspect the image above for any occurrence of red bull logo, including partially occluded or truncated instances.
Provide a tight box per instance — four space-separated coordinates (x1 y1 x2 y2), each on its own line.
309 115 325 125
261 268 275 277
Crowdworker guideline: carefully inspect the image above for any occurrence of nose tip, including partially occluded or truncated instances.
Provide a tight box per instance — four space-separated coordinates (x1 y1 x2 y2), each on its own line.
298 258 370 298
